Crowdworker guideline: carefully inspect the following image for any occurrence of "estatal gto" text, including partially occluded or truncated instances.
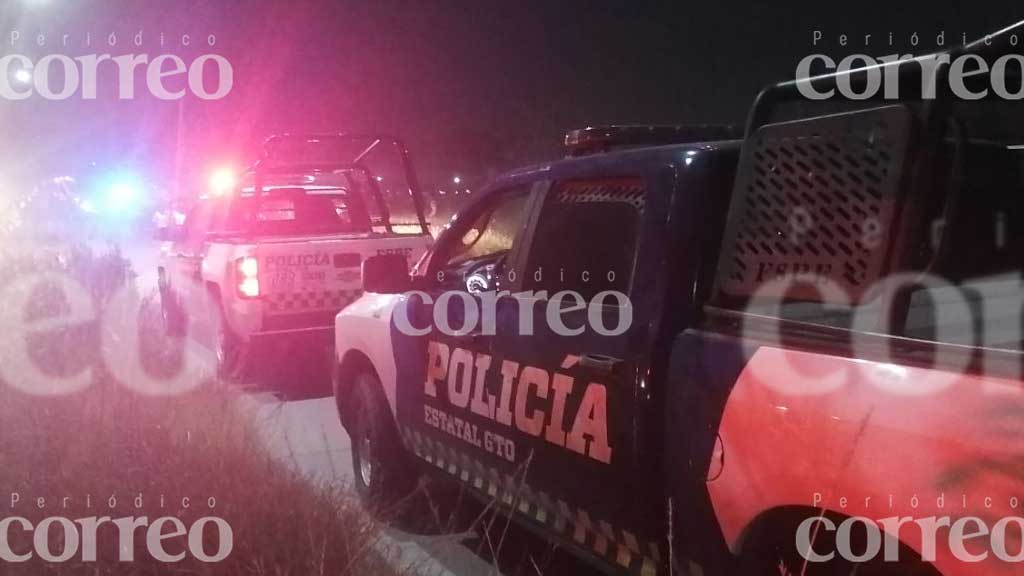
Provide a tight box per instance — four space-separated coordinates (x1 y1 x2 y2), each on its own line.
425 341 612 464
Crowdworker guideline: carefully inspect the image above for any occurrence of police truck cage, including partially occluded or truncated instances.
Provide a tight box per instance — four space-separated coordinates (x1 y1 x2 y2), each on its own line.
563 124 742 156
708 19 1024 344
242 133 430 236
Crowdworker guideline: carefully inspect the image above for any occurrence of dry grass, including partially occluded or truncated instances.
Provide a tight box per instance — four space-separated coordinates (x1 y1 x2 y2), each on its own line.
0 246 397 575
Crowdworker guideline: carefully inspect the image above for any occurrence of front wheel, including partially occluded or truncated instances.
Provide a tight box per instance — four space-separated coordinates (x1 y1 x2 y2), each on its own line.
348 371 414 511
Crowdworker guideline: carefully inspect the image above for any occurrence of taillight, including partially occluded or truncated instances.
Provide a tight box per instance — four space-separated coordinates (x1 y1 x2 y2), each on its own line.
236 257 260 298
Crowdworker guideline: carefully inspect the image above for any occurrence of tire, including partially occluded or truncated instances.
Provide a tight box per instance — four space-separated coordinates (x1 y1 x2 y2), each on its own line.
737 512 940 576
347 370 414 510
207 290 247 382
213 312 246 381
159 287 185 337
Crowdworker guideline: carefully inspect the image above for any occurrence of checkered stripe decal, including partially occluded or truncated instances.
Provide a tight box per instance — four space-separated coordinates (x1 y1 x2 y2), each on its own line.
265 289 363 312
401 426 663 575
556 180 646 211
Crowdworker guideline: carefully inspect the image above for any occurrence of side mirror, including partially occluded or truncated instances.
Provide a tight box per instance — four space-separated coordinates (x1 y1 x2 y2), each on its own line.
362 254 411 294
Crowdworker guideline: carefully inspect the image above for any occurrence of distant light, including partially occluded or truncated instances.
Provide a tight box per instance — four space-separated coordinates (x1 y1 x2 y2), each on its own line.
375 176 383 182
452 176 461 185
14 69 31 84
104 177 142 213
209 167 236 195
80 199 97 214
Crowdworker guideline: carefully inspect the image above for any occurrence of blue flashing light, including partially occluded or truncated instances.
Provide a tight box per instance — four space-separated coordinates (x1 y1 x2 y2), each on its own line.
94 172 145 216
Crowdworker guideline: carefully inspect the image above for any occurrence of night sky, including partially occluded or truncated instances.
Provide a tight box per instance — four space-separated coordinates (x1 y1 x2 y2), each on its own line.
1 0 1023 197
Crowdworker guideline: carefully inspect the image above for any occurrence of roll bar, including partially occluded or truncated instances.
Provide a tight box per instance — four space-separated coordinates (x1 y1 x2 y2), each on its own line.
247 133 429 236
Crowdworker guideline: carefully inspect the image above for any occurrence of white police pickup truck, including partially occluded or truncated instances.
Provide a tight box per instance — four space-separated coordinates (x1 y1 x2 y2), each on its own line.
158 134 432 380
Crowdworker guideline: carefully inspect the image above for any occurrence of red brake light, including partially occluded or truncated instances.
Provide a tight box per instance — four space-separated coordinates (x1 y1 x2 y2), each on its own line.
236 257 260 298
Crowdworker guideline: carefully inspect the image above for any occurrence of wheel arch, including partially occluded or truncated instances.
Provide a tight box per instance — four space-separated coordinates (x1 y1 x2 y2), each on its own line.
735 505 942 575
735 505 829 555
333 349 381 432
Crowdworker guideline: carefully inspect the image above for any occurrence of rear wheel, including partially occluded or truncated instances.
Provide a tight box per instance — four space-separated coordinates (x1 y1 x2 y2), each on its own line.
214 320 245 380
737 512 940 576
347 370 414 510
158 287 185 337
207 290 248 382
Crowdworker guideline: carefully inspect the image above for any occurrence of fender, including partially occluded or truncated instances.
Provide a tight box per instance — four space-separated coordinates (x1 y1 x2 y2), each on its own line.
709 346 1024 575
333 292 409 412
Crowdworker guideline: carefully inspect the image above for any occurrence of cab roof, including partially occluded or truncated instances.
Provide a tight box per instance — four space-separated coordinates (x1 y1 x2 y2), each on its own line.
490 136 743 192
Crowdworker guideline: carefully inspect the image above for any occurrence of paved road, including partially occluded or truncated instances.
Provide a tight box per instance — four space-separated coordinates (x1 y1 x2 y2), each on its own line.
121 234 592 576
243 392 506 576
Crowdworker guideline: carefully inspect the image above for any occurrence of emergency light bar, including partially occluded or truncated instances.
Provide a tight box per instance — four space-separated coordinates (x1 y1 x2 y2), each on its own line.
564 124 742 156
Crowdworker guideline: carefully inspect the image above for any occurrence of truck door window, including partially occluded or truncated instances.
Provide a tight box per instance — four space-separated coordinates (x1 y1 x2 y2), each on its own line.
523 178 645 300
900 118 1024 351
431 187 530 292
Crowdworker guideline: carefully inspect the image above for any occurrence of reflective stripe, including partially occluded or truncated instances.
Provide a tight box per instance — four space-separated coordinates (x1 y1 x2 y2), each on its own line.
265 288 362 312
399 425 664 574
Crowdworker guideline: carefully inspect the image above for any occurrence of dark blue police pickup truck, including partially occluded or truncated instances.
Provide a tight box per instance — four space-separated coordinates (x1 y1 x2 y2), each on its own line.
332 23 1024 576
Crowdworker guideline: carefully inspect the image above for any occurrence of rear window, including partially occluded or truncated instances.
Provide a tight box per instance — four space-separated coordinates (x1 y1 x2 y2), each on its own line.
220 191 370 237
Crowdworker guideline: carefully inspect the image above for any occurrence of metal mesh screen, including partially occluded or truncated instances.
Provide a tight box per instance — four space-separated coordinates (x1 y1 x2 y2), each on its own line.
716 105 913 302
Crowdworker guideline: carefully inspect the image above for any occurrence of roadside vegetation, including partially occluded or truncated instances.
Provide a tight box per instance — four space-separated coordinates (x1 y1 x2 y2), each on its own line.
0 245 395 575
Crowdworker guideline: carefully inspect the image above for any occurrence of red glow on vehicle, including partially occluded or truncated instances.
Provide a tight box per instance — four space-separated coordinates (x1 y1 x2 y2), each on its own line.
210 167 237 196
236 256 259 298
709 346 1024 576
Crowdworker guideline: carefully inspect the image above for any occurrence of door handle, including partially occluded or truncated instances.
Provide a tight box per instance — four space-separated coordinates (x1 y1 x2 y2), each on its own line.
578 353 623 373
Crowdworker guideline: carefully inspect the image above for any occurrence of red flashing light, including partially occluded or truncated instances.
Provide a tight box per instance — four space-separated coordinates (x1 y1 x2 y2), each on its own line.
210 167 237 196
236 257 259 298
